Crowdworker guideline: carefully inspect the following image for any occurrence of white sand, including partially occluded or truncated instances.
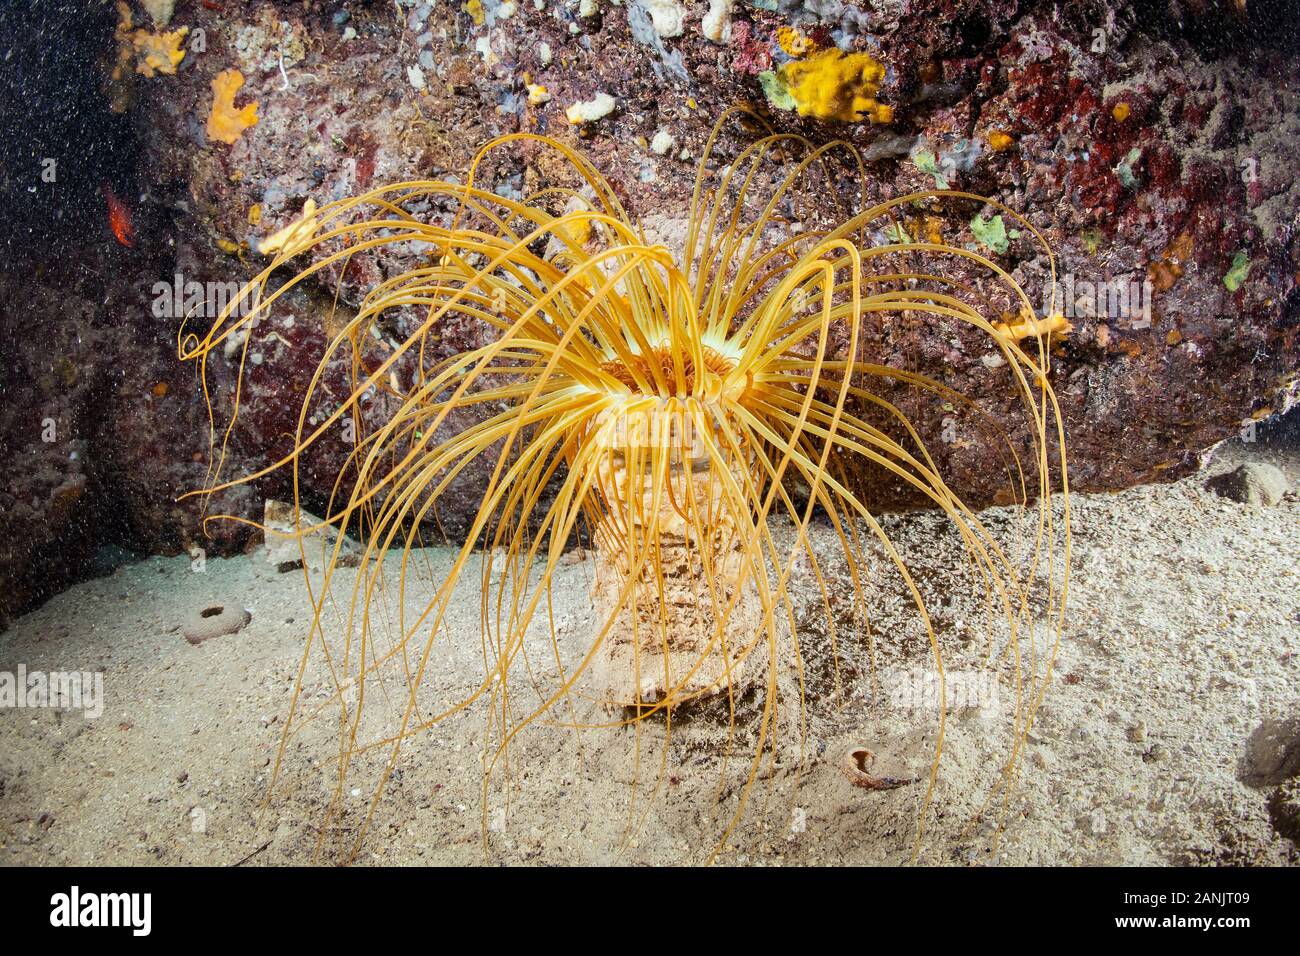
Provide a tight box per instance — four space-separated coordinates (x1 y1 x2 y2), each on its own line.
1 438 1296 866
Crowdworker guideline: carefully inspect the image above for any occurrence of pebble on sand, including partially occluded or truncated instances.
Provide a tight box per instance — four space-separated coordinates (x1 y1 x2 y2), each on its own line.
1206 462 1290 506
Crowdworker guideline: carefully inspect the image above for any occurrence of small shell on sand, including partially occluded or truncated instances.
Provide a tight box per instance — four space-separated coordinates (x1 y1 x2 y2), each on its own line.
839 747 914 791
182 604 251 645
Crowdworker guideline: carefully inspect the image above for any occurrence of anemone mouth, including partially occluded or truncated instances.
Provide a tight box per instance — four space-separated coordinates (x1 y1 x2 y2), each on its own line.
599 344 738 399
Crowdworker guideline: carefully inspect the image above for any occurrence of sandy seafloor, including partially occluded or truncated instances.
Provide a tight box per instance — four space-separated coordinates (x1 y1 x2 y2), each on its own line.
1 432 1297 867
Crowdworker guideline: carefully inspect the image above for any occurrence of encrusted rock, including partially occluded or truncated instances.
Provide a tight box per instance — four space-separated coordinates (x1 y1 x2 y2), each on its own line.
125 0 1298 517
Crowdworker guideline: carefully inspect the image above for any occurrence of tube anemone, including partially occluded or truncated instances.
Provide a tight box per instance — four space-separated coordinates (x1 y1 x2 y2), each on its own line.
180 109 1070 863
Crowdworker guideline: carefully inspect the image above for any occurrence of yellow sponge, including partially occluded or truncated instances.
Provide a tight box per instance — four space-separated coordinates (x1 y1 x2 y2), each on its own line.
780 49 891 123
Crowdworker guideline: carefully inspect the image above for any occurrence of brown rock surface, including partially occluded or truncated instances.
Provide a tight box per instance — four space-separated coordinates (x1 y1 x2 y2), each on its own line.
131 1 1298 507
